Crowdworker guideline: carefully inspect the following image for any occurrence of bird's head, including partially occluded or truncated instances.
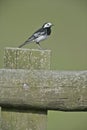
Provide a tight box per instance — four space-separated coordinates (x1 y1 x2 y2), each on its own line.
42 22 54 28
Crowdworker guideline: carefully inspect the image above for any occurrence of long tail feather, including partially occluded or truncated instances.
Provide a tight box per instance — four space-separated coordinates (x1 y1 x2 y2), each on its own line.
18 40 29 48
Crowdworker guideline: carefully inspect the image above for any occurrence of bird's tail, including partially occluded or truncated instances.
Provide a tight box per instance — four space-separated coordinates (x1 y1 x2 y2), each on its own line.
18 40 29 48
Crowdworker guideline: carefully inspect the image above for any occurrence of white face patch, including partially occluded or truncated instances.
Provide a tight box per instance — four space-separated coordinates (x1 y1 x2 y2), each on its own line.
43 22 52 28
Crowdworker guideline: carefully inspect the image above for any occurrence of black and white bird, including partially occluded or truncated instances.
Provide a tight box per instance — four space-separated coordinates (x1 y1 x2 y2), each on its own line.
18 22 54 49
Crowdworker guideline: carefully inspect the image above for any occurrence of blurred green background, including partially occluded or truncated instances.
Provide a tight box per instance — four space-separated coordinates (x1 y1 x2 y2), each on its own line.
0 0 87 130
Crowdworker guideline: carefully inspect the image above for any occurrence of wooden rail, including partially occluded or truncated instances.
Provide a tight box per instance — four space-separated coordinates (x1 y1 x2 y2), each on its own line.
0 69 87 111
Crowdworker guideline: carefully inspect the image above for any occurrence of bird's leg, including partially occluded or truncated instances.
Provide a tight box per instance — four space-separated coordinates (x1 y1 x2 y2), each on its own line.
36 42 43 50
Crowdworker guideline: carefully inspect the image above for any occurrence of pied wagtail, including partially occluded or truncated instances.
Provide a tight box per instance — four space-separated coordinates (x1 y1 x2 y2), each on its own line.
18 22 54 49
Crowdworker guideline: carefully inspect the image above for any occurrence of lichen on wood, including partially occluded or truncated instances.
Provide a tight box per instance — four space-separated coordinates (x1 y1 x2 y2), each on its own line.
4 47 51 70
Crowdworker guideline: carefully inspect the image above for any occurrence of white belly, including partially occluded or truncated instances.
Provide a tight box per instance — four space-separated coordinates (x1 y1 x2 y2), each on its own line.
34 35 48 43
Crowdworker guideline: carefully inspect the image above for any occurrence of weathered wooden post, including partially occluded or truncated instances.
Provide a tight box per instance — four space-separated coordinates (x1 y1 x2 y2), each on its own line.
0 47 87 130
1 47 51 130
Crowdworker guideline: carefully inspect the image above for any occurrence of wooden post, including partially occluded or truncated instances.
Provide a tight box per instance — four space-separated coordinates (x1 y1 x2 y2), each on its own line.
4 47 51 70
1 47 51 130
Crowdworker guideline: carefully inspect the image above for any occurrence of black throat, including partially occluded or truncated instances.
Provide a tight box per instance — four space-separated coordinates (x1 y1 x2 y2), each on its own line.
46 27 51 35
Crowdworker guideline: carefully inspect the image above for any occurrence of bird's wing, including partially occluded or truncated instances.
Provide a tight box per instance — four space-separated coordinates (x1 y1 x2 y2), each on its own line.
34 28 47 37
28 28 47 41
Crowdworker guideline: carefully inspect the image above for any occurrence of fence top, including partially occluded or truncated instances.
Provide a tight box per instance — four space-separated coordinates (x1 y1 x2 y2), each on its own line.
0 48 87 111
4 47 51 70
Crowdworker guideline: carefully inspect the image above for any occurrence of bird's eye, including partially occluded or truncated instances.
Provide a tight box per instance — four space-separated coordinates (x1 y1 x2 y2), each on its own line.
47 23 49 26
